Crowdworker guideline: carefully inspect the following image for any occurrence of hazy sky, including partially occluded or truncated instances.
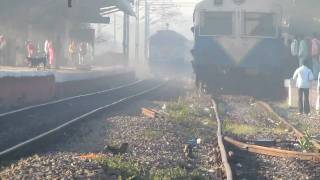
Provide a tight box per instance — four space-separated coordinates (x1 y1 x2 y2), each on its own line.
96 0 200 54
147 0 201 38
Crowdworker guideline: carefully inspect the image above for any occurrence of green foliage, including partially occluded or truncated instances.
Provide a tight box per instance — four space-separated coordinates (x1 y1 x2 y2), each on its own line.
166 102 202 137
272 122 289 134
298 130 314 151
98 156 144 179
217 102 227 116
98 156 207 180
247 108 262 120
223 121 258 135
150 167 205 180
277 122 287 130
189 169 206 180
201 118 216 127
167 102 196 121
150 167 187 180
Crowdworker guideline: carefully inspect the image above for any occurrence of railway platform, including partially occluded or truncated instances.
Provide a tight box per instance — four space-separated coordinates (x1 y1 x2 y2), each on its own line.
285 79 319 109
0 65 131 81
0 65 135 110
53 66 131 82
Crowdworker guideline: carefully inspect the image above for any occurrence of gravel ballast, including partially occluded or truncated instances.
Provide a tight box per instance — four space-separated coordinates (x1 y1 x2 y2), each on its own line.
0 152 107 179
218 95 320 180
1 80 223 179
102 92 222 179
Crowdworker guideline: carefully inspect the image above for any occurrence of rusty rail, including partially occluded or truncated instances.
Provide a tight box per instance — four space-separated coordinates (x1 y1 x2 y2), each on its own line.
141 108 158 118
257 101 320 150
224 136 320 162
211 98 233 180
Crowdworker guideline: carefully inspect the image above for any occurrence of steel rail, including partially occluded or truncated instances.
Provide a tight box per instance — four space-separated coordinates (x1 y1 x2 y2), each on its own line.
257 101 320 151
224 136 320 162
211 98 233 180
211 96 319 180
0 81 166 159
0 79 144 118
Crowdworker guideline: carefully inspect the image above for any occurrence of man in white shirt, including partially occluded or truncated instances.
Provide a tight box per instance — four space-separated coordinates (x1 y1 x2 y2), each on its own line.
292 60 314 115
44 40 49 58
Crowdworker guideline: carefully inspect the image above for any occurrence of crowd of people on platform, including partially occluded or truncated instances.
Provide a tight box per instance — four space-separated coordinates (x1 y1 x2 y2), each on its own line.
25 39 92 69
0 33 93 69
68 41 93 67
25 38 62 69
291 33 320 115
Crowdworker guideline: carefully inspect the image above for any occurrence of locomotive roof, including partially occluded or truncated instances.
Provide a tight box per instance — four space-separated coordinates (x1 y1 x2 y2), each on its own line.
194 0 285 13
150 30 188 45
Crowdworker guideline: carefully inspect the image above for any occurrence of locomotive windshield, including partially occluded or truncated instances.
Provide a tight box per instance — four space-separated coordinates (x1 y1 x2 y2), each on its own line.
199 11 233 36
242 12 276 37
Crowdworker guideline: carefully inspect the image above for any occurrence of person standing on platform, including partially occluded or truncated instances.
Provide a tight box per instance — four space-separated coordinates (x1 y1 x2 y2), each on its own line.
78 42 87 65
68 40 77 66
292 60 314 115
298 36 309 67
86 42 93 62
26 41 36 58
48 41 55 68
54 36 61 69
311 33 320 79
44 40 49 62
291 35 300 67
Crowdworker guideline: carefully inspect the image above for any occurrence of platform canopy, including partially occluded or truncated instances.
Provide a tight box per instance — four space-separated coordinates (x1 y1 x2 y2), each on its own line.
101 0 135 17
73 0 135 24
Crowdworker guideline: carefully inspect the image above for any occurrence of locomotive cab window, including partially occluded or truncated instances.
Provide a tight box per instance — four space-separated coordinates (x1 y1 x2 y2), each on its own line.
242 12 277 37
199 11 233 36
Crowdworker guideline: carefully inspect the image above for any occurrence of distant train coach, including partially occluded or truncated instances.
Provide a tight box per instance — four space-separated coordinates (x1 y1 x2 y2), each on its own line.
191 0 293 97
149 30 191 76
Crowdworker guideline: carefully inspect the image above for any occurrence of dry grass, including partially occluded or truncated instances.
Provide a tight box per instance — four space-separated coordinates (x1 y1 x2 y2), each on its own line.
223 121 258 135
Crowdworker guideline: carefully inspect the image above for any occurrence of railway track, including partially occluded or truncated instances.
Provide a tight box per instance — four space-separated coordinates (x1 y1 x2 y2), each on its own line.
0 79 166 161
211 95 320 180
212 98 233 180
257 101 320 150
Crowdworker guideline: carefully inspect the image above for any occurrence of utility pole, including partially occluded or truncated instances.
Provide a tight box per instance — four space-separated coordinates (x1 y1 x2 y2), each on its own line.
123 13 127 56
114 13 116 42
135 0 140 62
144 0 149 60
126 14 130 59
123 13 130 60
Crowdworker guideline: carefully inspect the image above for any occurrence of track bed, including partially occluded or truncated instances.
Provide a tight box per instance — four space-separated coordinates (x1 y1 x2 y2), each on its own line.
215 95 320 179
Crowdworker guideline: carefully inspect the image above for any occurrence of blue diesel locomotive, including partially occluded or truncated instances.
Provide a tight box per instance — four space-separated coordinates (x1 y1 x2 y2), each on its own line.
191 0 293 98
149 30 192 77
